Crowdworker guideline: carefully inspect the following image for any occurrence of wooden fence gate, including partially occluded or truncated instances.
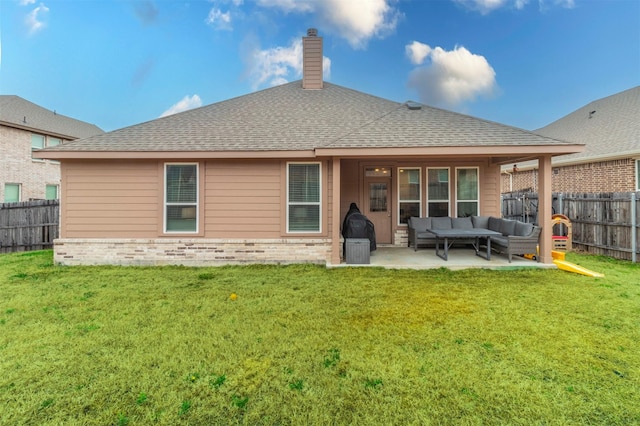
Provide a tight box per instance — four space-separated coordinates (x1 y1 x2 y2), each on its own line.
502 191 639 262
0 200 59 253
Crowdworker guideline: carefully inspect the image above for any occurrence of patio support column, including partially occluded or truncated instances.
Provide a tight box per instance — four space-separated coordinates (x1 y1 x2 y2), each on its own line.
538 155 553 264
331 157 342 265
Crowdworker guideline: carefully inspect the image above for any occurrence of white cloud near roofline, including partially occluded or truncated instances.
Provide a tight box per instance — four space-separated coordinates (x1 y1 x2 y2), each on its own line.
160 95 203 118
254 0 401 49
245 37 331 89
406 42 498 107
25 2 49 35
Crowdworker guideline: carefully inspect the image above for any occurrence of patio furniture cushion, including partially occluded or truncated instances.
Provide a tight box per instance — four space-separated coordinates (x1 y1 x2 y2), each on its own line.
431 217 452 230
499 219 517 236
408 216 431 231
452 217 473 229
515 221 534 237
471 215 489 229
488 216 502 232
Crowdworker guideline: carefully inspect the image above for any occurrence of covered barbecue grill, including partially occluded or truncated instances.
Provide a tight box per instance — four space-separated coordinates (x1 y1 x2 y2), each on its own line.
342 203 376 253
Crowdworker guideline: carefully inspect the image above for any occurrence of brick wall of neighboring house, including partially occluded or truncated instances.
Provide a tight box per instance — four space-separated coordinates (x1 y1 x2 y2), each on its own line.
502 158 637 193
0 125 61 201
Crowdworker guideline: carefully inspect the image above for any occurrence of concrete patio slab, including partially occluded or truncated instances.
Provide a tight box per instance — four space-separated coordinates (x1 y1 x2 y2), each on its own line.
329 245 557 270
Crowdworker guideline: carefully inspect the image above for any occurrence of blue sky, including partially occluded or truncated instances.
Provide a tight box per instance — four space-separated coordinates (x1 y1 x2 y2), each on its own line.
1 0 638 132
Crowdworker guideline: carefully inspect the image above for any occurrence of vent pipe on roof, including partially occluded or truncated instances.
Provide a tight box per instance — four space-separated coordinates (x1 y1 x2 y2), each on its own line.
303 28 323 89
406 101 422 110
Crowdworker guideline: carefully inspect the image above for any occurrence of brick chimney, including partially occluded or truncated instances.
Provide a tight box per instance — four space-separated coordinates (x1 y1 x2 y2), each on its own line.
302 28 323 89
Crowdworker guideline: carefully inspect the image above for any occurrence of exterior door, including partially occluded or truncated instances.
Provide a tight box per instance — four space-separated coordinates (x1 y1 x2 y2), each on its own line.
364 177 392 244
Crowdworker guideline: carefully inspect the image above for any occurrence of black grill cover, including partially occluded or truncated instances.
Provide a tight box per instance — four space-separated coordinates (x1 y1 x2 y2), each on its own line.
342 203 376 252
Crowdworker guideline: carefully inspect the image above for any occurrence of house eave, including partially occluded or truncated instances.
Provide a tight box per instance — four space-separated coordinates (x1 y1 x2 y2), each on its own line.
33 144 585 161
0 120 79 141
315 144 585 162
32 149 318 160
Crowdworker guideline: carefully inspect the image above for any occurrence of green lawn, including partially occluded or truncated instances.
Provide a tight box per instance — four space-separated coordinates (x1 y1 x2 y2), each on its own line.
1 250 638 425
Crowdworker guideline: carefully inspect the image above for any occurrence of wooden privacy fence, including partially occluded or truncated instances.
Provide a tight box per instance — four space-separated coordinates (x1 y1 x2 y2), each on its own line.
0 200 59 253
502 191 639 262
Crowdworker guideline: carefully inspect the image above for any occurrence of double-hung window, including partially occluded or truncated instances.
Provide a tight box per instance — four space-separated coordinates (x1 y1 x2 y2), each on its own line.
398 168 421 224
427 168 450 217
287 163 321 233
31 134 45 161
456 167 479 217
165 163 198 233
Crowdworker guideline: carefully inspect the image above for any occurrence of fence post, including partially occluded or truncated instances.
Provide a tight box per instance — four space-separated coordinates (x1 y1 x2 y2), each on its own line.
632 192 637 263
557 193 563 216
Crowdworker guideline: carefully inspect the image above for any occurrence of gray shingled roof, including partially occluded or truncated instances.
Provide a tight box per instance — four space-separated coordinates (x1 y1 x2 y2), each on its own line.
535 86 639 163
0 95 104 139
37 81 575 153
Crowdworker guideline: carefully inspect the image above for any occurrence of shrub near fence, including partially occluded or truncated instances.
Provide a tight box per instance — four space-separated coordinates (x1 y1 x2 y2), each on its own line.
0 200 59 253
502 191 639 262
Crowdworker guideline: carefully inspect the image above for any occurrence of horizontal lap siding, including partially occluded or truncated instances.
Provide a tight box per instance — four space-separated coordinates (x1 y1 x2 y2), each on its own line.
481 163 500 217
62 160 159 238
204 160 281 238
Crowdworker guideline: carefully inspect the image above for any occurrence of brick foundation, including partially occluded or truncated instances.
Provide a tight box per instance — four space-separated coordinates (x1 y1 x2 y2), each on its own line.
54 238 332 266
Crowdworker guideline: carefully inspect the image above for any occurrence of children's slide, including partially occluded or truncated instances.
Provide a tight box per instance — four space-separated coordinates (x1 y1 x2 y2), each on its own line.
552 251 604 277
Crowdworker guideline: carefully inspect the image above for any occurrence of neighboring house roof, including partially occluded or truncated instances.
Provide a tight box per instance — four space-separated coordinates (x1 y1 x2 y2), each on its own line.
515 86 639 169
35 81 581 162
0 95 104 139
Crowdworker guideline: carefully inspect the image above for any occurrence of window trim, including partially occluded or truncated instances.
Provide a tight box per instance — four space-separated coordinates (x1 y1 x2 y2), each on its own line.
397 167 421 225
427 167 451 217
286 162 322 234
4 183 21 203
163 162 199 234
636 159 640 191
455 167 479 217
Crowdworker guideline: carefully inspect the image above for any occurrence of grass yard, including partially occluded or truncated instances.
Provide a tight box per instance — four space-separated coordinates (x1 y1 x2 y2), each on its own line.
1 250 639 425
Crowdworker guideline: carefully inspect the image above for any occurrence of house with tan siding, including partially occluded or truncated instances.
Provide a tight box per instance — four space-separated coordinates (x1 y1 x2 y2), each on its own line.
0 96 103 202
35 29 583 267
501 86 639 193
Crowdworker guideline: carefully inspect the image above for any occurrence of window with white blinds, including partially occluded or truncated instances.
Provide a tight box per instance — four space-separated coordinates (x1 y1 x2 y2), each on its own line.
287 163 321 233
165 163 198 233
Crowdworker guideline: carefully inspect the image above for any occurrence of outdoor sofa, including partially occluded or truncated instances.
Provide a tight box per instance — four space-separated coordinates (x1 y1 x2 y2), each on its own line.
408 216 541 262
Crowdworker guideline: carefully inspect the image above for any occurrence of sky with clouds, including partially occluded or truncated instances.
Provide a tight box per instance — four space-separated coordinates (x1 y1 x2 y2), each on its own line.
1 0 638 132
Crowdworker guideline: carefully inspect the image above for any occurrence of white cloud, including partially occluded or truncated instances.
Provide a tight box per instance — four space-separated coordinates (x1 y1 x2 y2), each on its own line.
205 7 233 30
256 0 401 49
318 0 401 49
539 0 575 10
246 38 331 89
160 95 203 117
19 0 36 5
455 0 575 13
405 41 432 65
406 43 498 107
255 0 314 13
454 0 525 13
25 3 49 35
